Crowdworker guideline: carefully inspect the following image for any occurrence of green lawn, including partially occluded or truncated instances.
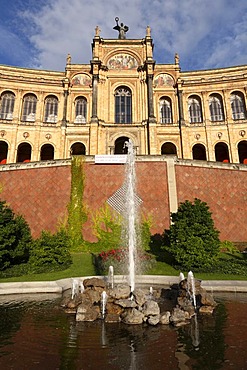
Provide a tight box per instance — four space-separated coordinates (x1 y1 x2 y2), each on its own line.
1 252 247 283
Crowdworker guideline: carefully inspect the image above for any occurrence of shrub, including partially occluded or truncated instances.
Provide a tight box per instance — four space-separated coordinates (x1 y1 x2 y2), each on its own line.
29 229 72 273
94 247 155 275
166 198 220 270
92 204 122 251
0 200 32 270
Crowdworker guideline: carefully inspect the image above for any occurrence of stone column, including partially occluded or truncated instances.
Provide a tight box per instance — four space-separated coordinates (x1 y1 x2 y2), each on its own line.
62 78 69 127
176 82 185 158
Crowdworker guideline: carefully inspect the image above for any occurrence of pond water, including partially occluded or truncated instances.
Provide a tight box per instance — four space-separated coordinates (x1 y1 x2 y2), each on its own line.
0 292 247 370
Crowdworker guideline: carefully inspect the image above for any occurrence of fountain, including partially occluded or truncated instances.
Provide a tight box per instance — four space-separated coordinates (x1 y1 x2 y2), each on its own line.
123 140 138 293
188 271 197 308
63 142 217 326
101 291 108 319
108 265 114 289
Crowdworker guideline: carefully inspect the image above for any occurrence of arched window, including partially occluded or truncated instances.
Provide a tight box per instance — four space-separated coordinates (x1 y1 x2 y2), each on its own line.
22 94 37 122
0 141 8 164
0 92 15 120
192 144 207 160
75 97 87 123
161 142 177 155
209 94 224 122
40 144 54 161
17 143 32 163
215 142 230 162
230 92 246 120
70 142 86 155
115 86 132 123
160 97 172 123
114 136 130 154
238 141 247 164
44 95 58 123
188 95 203 123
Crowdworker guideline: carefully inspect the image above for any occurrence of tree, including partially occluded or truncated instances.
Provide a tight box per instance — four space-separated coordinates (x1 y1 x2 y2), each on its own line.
0 200 32 270
166 198 220 270
29 229 72 273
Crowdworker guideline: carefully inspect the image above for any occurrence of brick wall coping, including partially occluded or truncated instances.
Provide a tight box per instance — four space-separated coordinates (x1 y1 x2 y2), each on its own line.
1 155 247 172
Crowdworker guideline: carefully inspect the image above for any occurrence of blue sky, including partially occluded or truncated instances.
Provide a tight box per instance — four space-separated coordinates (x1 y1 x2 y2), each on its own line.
0 0 246 72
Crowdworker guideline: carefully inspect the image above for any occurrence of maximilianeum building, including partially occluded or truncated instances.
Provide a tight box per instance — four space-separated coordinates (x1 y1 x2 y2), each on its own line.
0 24 247 164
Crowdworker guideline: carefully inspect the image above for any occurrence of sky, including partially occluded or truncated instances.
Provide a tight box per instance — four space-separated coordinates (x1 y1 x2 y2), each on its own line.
0 0 247 72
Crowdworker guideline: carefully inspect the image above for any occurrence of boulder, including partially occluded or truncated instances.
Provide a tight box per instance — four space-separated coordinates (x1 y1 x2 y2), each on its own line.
121 308 144 324
134 289 147 307
110 285 131 299
115 298 137 308
147 315 160 326
199 305 215 314
83 278 106 289
170 307 190 326
105 313 121 323
106 302 123 315
160 311 171 325
200 291 217 307
76 307 99 322
85 289 101 304
143 300 160 317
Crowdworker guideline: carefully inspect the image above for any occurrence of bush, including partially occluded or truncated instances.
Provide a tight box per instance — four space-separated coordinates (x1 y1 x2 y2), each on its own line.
0 200 32 270
92 204 122 251
94 247 156 275
29 229 72 273
166 198 220 270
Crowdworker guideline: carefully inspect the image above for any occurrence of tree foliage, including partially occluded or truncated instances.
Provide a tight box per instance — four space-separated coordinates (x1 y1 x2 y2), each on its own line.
92 203 122 251
0 200 32 270
166 198 220 270
29 229 72 273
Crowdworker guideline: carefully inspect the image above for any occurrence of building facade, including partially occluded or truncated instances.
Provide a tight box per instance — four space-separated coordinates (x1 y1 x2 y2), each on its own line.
0 26 247 164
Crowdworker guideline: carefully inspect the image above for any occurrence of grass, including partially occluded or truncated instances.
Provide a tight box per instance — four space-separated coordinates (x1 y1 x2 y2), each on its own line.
1 251 247 283
0 253 96 283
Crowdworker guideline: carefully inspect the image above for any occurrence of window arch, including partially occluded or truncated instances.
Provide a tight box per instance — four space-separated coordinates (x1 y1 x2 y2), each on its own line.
215 142 230 162
230 92 246 120
75 97 87 123
0 91 15 120
209 94 224 122
44 95 58 123
0 141 8 164
161 142 177 155
22 94 37 122
70 142 86 155
40 144 54 161
114 136 130 154
17 143 32 163
192 144 207 160
238 140 247 164
160 97 172 123
188 95 203 123
115 86 132 123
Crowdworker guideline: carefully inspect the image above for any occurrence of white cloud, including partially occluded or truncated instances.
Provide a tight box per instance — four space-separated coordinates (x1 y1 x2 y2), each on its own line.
8 0 247 71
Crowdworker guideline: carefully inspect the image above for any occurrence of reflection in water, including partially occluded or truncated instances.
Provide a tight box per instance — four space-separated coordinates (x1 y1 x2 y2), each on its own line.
0 294 247 369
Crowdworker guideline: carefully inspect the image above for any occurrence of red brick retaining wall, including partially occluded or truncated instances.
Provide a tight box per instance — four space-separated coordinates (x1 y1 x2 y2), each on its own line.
0 159 246 243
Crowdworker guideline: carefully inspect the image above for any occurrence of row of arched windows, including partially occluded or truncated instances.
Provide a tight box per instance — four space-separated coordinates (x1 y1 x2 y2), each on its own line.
160 91 247 124
0 92 87 123
0 141 86 164
161 140 247 163
1 138 247 164
0 88 246 126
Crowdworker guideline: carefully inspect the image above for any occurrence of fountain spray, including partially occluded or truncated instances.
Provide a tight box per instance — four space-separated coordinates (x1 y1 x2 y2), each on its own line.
124 140 137 294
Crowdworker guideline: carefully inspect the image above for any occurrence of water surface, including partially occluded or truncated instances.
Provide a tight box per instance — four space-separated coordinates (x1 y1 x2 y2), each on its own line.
0 292 247 370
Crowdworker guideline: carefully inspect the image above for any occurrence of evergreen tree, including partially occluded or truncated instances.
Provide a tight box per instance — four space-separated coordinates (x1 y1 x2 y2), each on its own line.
166 198 220 270
0 200 32 270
